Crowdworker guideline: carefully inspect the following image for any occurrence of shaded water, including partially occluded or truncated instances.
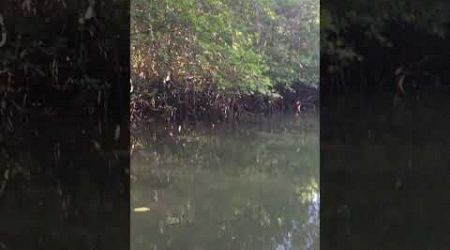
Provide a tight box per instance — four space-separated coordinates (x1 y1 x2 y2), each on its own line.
131 114 319 250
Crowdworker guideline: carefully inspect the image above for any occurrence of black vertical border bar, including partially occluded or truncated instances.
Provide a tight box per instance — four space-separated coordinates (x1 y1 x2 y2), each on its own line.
320 1 450 249
0 1 130 249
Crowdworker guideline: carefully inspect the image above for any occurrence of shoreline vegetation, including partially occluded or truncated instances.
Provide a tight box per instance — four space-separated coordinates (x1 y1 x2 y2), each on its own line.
131 76 319 125
131 0 320 126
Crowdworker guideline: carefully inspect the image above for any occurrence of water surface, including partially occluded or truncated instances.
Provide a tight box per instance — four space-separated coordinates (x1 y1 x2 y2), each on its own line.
131 114 319 250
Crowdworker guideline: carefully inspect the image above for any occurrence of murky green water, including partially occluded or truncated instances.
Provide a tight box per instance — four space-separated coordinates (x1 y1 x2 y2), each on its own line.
131 115 319 250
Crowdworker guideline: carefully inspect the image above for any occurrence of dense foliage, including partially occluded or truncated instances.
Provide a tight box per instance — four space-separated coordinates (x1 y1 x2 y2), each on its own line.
131 0 319 101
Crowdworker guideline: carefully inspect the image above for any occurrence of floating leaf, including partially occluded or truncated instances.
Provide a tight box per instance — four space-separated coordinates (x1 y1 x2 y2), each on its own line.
134 207 151 212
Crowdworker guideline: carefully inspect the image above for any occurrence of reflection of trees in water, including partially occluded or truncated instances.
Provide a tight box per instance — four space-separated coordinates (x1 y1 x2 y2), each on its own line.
303 192 319 249
274 188 319 250
133 176 318 250
131 117 319 250
132 116 318 179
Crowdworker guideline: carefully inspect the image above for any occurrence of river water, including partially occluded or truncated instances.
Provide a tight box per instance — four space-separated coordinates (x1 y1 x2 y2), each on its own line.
131 114 319 250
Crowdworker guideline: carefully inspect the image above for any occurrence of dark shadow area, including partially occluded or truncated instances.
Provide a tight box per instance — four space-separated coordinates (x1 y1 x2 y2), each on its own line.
0 1 129 249
321 0 450 249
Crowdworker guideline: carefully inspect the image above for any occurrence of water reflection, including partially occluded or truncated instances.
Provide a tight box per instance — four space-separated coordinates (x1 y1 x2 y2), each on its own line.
274 192 319 250
131 115 319 250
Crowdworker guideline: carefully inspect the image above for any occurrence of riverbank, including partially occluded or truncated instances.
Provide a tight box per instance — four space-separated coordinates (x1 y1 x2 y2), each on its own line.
131 77 319 128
